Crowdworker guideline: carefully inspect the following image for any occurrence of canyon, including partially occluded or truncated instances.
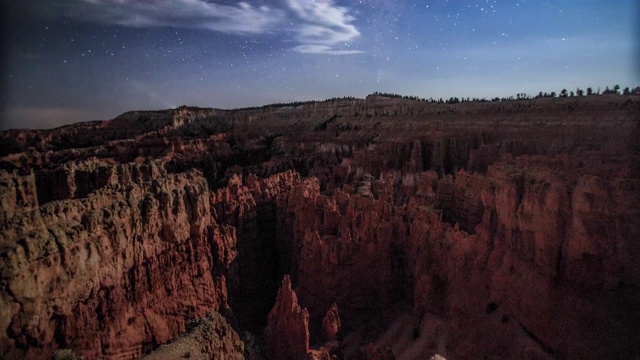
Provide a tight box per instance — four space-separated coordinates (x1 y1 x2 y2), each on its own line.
1 94 639 359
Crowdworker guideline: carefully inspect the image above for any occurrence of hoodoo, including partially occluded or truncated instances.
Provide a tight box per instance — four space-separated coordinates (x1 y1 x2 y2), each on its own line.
1 94 639 359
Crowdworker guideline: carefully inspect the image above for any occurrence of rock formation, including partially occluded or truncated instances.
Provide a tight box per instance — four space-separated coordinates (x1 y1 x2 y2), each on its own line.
264 275 313 360
322 303 340 343
1 94 639 359
142 312 244 360
0 160 234 359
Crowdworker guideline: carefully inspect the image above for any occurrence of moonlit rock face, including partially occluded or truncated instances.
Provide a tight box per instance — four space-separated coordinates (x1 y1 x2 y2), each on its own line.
1 95 639 359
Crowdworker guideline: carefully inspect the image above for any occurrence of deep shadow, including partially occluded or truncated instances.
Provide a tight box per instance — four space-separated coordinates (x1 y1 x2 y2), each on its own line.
228 201 282 332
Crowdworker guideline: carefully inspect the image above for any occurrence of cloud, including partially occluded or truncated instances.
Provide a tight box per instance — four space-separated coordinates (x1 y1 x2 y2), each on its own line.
69 0 361 54
286 0 362 54
77 0 285 33
293 44 362 55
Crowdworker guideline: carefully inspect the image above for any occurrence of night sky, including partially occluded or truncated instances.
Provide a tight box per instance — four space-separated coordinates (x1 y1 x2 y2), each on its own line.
1 0 638 129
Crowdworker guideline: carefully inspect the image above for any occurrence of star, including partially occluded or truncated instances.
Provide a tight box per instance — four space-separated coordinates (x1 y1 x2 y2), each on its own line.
1 0 637 129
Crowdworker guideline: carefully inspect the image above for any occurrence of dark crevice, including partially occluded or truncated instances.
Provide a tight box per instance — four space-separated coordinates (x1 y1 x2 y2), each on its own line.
52 314 67 348
314 115 339 132
486 302 499 314
554 247 564 283
390 243 413 302
48 229 66 267
128 267 137 301
516 320 555 355
515 174 525 208
228 201 282 332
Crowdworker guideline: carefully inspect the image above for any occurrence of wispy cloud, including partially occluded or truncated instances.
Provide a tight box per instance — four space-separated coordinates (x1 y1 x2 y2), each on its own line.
70 0 361 54
77 0 285 34
294 44 362 55
287 0 362 54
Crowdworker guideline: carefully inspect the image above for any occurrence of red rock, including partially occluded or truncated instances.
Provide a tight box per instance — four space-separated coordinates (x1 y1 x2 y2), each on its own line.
0 161 235 359
264 275 312 360
142 312 244 360
1 95 639 360
322 303 341 342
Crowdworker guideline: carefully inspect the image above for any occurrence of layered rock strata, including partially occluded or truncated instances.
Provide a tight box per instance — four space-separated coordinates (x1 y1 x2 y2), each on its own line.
0 94 638 359
0 160 234 359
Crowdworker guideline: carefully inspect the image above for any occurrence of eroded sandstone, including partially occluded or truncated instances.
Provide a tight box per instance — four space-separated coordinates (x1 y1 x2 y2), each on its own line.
1 94 638 359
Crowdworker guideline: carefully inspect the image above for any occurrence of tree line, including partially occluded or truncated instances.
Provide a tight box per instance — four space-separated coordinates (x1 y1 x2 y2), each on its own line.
173 84 640 112
370 84 640 104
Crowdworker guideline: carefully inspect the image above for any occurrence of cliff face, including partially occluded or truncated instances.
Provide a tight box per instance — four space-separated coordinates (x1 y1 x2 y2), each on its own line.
0 160 234 359
211 170 301 332
1 95 639 359
269 156 639 358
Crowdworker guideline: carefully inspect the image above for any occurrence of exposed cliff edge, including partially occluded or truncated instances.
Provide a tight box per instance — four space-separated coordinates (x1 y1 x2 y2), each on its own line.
1 95 639 359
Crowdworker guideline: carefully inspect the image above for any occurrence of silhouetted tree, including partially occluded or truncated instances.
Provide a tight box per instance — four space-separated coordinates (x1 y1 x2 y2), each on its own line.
560 89 568 97
623 87 631 95
577 89 584 96
550 91 557 98
587 87 593 95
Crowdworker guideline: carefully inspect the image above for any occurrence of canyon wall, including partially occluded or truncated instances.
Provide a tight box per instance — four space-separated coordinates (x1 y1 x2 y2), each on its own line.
0 160 232 359
266 157 639 358
1 95 639 359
